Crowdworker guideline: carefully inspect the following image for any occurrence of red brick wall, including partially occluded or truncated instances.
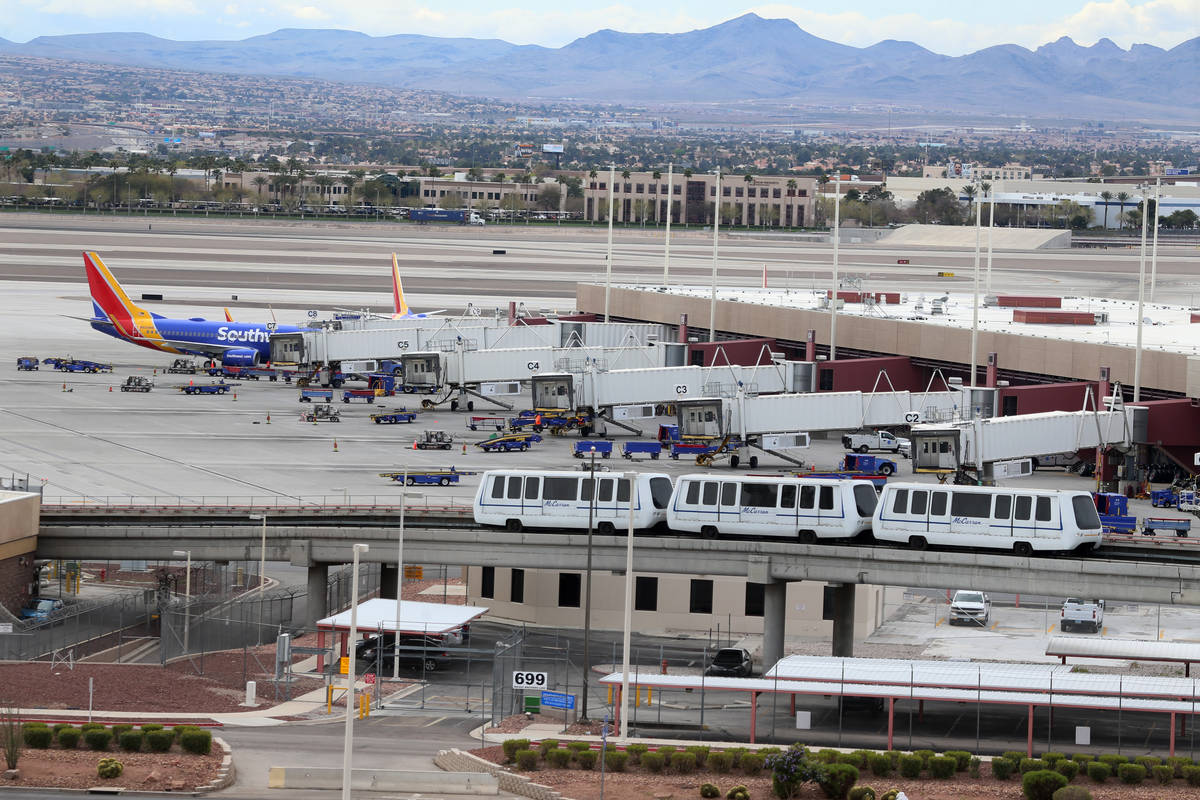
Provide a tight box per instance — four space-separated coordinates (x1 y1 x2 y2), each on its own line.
0 552 34 616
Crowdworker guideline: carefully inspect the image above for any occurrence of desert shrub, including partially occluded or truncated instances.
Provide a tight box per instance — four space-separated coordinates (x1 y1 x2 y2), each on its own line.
655 745 677 765
726 747 748 767
642 752 665 773
991 757 1015 780
1042 752 1066 766
1168 756 1193 776
23 727 52 749
944 750 971 771
1071 753 1094 765
118 732 142 753
726 786 750 800
757 747 783 758
709 752 733 773
819 764 859 800
700 784 721 799
885 751 901 769
56 727 81 749
1184 764 1200 786
898 754 923 778
180 729 211 756
867 753 891 777
817 749 841 764
546 748 570 769
575 750 596 771
1097 754 1127 768
766 747 825 799
110 724 132 737
1055 759 1079 781
1086 762 1110 783
1133 755 1160 769
139 723 164 733
848 788 876 800
538 739 559 757
51 723 70 738
567 741 591 755
626 743 648 764
96 758 123 779
969 757 981 778
501 738 530 763
687 746 710 768
80 723 105 733
84 729 112 751
515 749 539 771
740 753 764 776
1051 787 1092 800
1004 750 1030 763
879 791 900 800
1020 758 1047 774
1151 764 1174 785
1117 763 1145 785
673 752 697 774
928 756 957 779
1022 769 1068 800
144 730 173 753
605 750 627 772
913 749 935 767
837 754 863 768
172 725 200 741
22 722 47 730
848 751 872 769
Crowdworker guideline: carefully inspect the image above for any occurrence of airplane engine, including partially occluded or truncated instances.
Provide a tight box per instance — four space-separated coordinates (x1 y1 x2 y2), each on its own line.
221 348 260 367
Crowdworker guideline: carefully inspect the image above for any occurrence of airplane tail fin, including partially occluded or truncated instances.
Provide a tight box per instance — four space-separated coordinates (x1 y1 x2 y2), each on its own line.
224 308 234 322
391 253 411 318
83 251 147 337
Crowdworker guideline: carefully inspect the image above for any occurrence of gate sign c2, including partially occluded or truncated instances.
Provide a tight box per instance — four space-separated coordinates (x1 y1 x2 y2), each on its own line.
540 690 576 710
512 670 549 690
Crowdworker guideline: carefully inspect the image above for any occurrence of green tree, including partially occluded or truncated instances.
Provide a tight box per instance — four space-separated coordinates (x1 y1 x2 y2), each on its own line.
1099 190 1113 229
1115 191 1130 229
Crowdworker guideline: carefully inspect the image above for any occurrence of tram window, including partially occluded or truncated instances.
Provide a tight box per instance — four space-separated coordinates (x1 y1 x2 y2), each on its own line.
490 476 504 499
819 486 834 510
685 481 701 505
617 480 630 502
506 476 522 499
721 483 738 506
650 477 672 509
994 495 1013 520
544 477 579 501
581 478 594 501
702 482 718 505
799 485 816 509
780 485 796 509
930 491 947 515
1036 496 1052 521
1015 496 1032 520
524 477 540 500
891 489 909 514
742 483 777 508
910 490 928 515
951 492 991 518
598 479 614 503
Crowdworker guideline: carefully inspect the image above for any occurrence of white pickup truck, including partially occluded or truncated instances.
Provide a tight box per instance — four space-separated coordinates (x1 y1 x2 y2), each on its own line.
842 430 911 457
949 590 991 626
1061 598 1105 633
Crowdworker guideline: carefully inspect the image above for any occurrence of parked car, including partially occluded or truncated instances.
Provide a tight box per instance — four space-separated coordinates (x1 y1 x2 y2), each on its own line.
705 647 753 678
1061 598 1105 633
948 590 991 626
20 597 64 622
355 633 457 672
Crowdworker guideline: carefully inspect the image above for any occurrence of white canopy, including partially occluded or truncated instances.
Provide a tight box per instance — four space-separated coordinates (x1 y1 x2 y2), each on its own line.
317 598 488 635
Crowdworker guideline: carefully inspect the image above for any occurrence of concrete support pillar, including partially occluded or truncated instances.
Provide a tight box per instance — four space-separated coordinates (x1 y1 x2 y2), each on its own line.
762 581 787 672
831 583 856 658
985 352 998 388
805 330 816 362
306 562 329 627
678 313 689 343
380 564 399 601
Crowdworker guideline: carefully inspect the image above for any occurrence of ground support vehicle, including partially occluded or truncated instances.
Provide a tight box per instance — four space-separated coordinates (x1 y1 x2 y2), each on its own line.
1093 492 1136 533
379 467 476 487
948 590 991 626
705 648 753 677
179 382 235 395
1151 489 1179 508
841 453 899 476
415 431 455 450
41 357 67 369
209 366 257 379
16 357 38 370
800 470 889 490
1061 598 1104 632
74 360 113 373
475 433 543 452
670 435 752 468
475 469 672 532
1143 517 1192 536
622 441 662 460
575 440 613 459
843 430 911 456
299 405 341 423
370 410 417 424
467 416 506 432
56 359 111 374
120 376 153 392
166 359 198 374
300 388 334 403
342 388 378 404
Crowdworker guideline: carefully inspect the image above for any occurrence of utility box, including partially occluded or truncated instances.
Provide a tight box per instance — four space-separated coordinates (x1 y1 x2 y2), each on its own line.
523 696 540 715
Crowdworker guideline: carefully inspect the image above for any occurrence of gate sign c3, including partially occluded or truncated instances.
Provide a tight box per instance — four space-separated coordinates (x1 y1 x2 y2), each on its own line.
512 670 549 690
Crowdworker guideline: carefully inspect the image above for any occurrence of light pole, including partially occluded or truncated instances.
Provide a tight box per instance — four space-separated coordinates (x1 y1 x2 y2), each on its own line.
1150 178 1161 302
830 174 841 360
604 164 615 322
1134 183 1149 403
581 446 597 721
663 162 673 285
970 179 983 387
172 550 191 655
393 474 424 680
342 542 369 800
619 472 635 740
985 181 998 295
709 166 721 342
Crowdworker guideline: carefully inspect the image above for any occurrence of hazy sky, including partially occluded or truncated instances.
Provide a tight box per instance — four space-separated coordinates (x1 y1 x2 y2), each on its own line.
6 0 1198 54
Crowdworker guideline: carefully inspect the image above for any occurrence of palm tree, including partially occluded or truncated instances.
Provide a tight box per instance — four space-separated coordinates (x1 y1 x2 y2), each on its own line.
314 175 334 207
1116 192 1130 230
555 175 568 216
652 170 661 181
962 184 978 220
786 178 797 197
340 174 359 209
683 168 693 179
252 175 268 203
621 169 631 180
743 173 754 184
1099 190 1113 230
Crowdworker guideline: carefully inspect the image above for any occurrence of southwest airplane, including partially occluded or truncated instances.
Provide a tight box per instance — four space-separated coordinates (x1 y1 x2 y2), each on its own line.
83 251 302 366
389 253 442 318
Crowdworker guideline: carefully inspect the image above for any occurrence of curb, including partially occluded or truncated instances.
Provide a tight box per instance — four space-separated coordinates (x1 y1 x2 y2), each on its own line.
195 737 236 793
434 748 569 800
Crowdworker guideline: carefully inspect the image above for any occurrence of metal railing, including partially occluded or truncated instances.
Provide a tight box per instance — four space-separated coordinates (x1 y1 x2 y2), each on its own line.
41 495 476 513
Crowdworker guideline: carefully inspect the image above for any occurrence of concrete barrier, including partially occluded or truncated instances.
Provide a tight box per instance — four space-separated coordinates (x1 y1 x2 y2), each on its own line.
268 766 498 794
434 749 562 800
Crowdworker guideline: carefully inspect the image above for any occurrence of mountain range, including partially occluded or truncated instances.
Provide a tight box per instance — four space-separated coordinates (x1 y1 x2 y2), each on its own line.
3 14 1197 118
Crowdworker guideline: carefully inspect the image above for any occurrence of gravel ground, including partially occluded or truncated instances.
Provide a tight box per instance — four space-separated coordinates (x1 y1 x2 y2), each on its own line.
5 747 223 790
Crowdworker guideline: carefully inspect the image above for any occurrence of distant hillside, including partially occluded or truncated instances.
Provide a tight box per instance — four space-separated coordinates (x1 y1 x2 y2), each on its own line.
3 15 1196 118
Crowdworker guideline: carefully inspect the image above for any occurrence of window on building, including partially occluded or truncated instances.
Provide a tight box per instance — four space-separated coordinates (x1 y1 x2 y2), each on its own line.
735 187 744 197
511 568 524 603
599 182 606 190
819 368 834 390
689 579 713 614
635 576 658 611
624 183 632 193
745 583 765 617
723 187 731 197
635 184 644 193
673 185 681 195
773 188 781 198
799 190 808 197
481 566 495 599
747 188 756 197
558 573 581 607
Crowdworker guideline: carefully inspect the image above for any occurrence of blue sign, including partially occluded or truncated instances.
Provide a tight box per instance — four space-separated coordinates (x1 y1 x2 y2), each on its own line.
540 690 576 710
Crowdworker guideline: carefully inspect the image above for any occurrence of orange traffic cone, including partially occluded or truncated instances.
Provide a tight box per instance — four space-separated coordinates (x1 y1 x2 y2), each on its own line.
266 412 271 424
108 385 112 392
61 382 66 392
413 440 418 450
233 392 237 401
462 443 467 454
333 439 339 452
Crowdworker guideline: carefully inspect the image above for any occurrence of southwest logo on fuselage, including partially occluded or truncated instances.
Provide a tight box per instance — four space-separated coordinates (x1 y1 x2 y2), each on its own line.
81 251 301 366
